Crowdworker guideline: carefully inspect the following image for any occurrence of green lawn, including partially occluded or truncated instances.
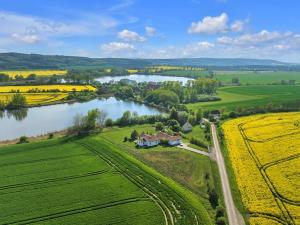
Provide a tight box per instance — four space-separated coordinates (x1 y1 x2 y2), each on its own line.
0 135 213 225
187 85 300 112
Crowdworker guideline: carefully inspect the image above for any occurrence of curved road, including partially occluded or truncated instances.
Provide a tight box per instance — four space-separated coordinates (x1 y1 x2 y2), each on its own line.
210 123 245 225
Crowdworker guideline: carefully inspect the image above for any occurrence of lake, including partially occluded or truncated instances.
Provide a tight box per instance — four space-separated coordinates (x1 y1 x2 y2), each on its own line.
0 97 160 141
95 74 193 84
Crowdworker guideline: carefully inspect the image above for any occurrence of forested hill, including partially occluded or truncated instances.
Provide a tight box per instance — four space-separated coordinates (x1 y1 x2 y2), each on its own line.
0 52 295 70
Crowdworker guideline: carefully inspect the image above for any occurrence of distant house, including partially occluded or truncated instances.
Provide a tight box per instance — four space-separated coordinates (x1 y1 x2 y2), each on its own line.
200 118 206 128
210 110 221 121
182 122 193 132
136 132 182 147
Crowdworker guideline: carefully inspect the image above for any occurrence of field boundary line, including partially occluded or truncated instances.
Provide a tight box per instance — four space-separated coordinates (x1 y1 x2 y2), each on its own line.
4 197 149 225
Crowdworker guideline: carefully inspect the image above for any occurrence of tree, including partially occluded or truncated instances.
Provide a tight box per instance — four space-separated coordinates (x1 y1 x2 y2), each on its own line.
27 74 37 81
0 73 9 82
208 188 219 208
7 93 27 109
105 118 113 127
130 130 139 141
196 108 203 122
119 111 132 126
177 111 189 126
169 107 178 121
155 122 164 131
167 119 181 132
97 110 107 128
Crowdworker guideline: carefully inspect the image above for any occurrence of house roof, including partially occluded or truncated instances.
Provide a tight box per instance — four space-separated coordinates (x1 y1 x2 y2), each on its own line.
140 132 181 142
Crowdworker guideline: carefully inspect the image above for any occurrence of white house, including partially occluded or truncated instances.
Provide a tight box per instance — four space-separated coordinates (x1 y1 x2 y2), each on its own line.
182 122 193 132
137 132 181 147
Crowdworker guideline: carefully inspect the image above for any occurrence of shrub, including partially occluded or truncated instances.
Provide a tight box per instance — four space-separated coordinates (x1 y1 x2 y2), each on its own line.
216 205 225 218
130 130 139 141
48 133 54 139
18 136 28 144
216 217 226 225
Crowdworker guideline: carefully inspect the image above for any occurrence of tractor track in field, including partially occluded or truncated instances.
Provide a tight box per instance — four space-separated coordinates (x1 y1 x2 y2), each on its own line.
0 153 91 168
76 141 175 225
0 169 110 191
239 122 296 225
3 197 149 225
96 136 203 225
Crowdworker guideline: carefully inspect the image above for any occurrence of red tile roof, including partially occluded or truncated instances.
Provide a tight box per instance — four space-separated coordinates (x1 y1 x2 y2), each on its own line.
140 132 181 142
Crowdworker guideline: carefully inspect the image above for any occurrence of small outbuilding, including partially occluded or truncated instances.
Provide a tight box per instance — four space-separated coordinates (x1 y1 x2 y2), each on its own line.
182 122 193 133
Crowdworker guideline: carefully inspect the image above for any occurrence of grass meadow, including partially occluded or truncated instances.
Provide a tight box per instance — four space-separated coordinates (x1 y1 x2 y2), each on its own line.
187 85 300 112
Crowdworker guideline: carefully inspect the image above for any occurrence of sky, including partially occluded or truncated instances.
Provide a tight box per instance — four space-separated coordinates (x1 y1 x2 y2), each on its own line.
0 0 299 62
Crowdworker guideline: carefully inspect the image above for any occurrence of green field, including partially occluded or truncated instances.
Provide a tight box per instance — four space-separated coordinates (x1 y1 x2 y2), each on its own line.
0 135 212 224
187 85 300 112
215 71 300 84
157 70 300 85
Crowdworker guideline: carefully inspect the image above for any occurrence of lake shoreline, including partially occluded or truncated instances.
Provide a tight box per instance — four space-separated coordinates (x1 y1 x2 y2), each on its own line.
0 129 68 147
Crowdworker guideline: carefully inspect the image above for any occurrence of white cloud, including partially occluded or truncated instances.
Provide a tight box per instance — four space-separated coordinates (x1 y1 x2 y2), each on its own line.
118 29 145 42
145 26 156 36
188 13 228 34
101 42 135 52
217 30 293 46
230 20 245 32
11 33 40 44
0 11 118 45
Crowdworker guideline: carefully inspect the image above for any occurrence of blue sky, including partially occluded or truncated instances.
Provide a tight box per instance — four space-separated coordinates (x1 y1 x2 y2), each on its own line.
0 0 299 62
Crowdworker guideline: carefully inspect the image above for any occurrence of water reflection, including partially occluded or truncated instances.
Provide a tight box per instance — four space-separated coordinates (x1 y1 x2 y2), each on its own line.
95 74 193 84
6 108 28 121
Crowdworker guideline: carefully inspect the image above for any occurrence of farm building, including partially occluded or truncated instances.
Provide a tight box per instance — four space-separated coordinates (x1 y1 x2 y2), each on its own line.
182 121 193 132
137 132 182 147
210 110 221 121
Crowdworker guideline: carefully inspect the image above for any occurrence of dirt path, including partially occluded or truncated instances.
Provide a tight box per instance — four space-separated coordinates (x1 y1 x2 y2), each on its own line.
177 143 211 157
210 123 245 225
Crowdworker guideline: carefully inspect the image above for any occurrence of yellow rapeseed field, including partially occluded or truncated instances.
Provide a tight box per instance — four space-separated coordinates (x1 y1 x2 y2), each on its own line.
0 70 67 78
0 93 68 105
223 112 300 225
0 85 96 93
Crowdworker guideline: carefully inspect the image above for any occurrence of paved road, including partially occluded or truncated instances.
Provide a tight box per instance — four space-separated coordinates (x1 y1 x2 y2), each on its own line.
177 143 211 157
210 123 245 225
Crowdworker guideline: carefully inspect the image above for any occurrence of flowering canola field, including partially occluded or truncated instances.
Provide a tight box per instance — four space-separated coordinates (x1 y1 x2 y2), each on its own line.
0 93 68 105
0 70 67 78
223 112 300 225
0 85 96 93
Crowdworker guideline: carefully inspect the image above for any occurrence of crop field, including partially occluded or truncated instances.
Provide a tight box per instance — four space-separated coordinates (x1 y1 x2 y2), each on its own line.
0 93 68 105
0 136 212 225
0 85 96 93
0 70 67 78
187 85 300 112
215 71 300 85
222 112 300 225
